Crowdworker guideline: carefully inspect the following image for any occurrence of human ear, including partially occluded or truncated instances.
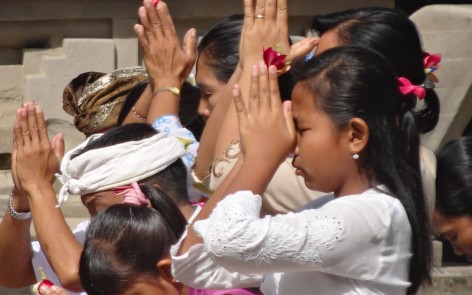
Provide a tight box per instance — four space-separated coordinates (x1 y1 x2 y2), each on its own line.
157 258 175 283
346 118 369 155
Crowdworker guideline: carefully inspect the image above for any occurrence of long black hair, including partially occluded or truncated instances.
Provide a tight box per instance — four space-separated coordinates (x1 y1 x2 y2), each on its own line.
292 46 432 294
436 136 472 217
79 184 187 295
311 7 440 134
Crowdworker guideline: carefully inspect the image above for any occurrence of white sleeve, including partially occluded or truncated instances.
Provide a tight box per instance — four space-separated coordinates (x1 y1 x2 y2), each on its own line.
171 229 263 289
193 190 410 281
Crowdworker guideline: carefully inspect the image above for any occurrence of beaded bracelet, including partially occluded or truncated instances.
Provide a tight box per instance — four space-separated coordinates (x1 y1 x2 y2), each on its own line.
7 192 32 220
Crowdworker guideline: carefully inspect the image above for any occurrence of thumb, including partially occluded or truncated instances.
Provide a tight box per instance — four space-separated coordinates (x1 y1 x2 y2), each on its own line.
290 37 319 61
183 28 197 69
51 133 65 164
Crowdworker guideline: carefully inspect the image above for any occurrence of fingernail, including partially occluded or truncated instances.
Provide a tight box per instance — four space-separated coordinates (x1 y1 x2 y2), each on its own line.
190 28 196 37
39 285 48 294
60 133 64 140
157 1 164 8
232 88 239 97
144 0 151 8
269 65 277 74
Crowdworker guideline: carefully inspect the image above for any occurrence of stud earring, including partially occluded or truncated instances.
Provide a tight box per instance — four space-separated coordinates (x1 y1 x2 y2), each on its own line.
352 153 359 160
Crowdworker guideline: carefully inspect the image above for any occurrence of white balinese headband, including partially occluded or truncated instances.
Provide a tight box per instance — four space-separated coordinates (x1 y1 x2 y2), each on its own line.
55 132 185 206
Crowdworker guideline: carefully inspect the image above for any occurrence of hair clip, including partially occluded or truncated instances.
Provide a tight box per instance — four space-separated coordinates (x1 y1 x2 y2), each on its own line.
423 52 442 86
397 77 426 100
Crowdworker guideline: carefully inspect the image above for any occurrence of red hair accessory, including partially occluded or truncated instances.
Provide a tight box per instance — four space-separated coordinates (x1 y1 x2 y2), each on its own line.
113 182 149 206
397 77 426 100
423 52 442 84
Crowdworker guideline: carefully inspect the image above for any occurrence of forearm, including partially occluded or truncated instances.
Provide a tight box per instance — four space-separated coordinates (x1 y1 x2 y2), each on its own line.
0 191 35 288
28 184 83 292
194 66 242 179
213 61 256 165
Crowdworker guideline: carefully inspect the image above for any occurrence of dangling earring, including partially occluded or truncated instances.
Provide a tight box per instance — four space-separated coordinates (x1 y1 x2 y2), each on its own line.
352 153 359 160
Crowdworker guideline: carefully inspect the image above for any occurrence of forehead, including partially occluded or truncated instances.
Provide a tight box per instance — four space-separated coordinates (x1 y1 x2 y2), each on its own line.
292 83 317 113
316 28 340 56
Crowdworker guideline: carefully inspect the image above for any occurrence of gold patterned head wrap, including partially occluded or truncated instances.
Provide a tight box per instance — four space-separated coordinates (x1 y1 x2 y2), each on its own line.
63 66 148 135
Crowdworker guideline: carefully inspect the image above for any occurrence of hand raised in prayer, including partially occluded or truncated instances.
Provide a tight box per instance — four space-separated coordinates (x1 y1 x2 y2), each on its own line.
233 62 295 164
12 101 60 194
134 0 197 90
240 0 318 69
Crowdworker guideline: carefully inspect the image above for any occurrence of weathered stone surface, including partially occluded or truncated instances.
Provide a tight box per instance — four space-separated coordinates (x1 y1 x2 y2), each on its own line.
411 5 472 150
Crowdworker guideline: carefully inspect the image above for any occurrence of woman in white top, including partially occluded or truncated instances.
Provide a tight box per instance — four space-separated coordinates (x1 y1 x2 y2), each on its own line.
173 43 433 294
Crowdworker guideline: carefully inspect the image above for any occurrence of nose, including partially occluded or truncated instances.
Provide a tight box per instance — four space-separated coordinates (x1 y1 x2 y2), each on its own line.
198 99 210 119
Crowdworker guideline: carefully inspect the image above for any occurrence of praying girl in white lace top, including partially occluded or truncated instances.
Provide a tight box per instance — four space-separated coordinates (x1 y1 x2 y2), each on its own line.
172 45 433 295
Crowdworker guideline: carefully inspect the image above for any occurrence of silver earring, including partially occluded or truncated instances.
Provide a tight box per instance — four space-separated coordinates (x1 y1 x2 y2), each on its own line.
352 153 359 160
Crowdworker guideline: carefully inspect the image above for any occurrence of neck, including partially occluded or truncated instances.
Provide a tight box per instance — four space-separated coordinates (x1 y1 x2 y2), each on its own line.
179 203 196 221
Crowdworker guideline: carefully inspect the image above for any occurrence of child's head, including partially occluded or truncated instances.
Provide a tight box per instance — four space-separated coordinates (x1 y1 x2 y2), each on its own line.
79 184 188 295
311 7 440 134
291 45 431 294
434 136 472 262
61 123 189 216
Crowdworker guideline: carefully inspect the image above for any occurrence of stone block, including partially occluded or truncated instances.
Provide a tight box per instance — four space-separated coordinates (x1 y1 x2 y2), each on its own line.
22 47 63 75
420 31 472 60
411 4 472 31
24 39 116 122
113 18 140 68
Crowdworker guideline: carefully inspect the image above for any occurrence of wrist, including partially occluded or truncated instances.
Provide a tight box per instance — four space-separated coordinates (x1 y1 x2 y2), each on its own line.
8 192 32 220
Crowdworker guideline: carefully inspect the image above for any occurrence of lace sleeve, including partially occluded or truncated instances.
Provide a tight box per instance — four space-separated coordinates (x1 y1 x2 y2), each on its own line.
194 190 407 279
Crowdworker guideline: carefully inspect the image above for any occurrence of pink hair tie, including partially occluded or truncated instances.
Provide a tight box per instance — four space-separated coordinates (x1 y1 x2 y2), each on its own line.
113 182 149 206
397 77 426 100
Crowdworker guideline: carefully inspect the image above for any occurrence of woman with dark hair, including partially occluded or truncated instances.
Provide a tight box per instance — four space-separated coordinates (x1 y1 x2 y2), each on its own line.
433 136 472 262
196 14 294 120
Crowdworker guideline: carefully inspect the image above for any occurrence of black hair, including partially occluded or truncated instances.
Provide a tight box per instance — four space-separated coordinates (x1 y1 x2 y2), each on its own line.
292 46 432 294
79 184 187 295
72 123 190 204
311 7 440 134
74 123 157 158
117 81 205 140
198 14 244 83
435 136 472 217
117 80 149 126
198 14 294 100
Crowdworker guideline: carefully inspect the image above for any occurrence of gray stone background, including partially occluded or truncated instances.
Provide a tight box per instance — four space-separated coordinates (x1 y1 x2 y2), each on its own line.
0 0 471 294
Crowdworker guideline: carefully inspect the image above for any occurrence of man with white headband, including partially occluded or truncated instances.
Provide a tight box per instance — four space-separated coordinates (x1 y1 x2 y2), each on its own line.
0 103 196 294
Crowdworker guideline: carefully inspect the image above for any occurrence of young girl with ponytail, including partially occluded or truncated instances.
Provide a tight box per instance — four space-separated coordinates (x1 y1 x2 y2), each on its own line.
173 45 433 294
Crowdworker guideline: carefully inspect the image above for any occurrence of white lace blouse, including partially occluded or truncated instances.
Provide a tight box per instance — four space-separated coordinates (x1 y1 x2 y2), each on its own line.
171 188 413 295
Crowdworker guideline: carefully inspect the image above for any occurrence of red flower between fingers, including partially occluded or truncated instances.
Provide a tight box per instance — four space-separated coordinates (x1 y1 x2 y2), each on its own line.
152 0 160 7
263 46 291 74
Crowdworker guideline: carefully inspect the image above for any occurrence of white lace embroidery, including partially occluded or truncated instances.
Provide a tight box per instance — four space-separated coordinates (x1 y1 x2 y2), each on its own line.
291 216 343 267
195 192 344 270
